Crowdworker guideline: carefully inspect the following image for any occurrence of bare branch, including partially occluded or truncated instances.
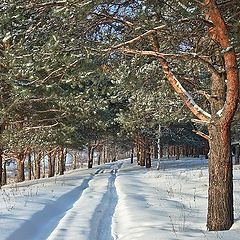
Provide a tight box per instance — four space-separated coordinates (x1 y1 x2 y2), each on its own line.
90 12 134 27
148 34 211 122
103 18 213 52
117 47 221 78
191 118 210 125
26 1 67 9
24 123 59 130
192 130 209 140
197 90 211 101
205 0 239 125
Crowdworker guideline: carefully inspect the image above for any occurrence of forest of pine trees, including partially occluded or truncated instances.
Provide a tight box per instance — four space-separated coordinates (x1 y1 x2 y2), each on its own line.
0 0 240 231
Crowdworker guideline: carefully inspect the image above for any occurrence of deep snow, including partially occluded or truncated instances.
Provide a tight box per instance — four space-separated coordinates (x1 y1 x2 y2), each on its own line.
1 158 240 240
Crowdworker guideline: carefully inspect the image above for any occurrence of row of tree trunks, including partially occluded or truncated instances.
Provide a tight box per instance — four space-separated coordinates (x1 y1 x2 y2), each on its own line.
1 146 67 184
86 141 121 168
136 134 152 168
164 145 208 159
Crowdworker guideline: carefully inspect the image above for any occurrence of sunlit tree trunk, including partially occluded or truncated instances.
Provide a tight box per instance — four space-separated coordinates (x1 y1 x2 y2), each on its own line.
88 143 95 169
35 151 42 179
139 134 145 166
58 146 64 175
27 150 32 180
52 147 57 175
207 122 233 230
48 149 54 178
0 148 2 186
73 151 77 170
2 161 7 185
16 151 25 182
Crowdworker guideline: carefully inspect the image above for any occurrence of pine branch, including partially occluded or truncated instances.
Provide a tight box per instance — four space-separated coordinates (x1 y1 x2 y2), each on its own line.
192 130 209 140
103 18 213 52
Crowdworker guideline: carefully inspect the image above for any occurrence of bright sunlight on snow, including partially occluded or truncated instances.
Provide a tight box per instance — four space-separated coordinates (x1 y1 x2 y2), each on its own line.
1 158 240 240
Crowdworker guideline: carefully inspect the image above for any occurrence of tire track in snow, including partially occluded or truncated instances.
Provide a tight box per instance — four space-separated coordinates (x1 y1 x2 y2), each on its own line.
45 162 122 240
6 175 93 240
89 162 123 240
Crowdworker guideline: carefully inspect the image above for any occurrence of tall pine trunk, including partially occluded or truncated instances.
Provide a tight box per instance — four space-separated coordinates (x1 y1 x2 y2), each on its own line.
2 161 7 185
73 151 77 170
35 151 42 179
88 144 95 169
0 148 2 187
131 148 134 164
145 137 151 168
48 150 54 178
17 152 25 182
97 153 101 165
52 147 57 175
27 150 32 180
58 146 64 175
207 123 233 230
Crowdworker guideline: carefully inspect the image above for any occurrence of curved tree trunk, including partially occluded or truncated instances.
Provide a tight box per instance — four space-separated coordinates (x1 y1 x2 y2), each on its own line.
107 0 238 231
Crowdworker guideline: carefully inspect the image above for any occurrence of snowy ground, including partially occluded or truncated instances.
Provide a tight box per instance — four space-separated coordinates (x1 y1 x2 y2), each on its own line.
1 158 240 240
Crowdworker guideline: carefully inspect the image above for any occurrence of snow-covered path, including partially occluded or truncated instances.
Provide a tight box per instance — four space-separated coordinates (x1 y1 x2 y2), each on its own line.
47 162 122 240
1 158 240 240
3 162 122 240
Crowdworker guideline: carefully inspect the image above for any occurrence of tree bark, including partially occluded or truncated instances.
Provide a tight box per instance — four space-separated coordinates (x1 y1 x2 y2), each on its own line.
97 153 101 165
207 123 233 230
139 135 145 166
88 144 95 169
235 144 240 165
27 150 32 180
176 146 180 160
2 161 7 185
73 151 77 169
52 147 57 175
58 146 64 175
35 151 42 179
0 148 2 187
145 139 151 168
16 152 25 182
131 148 134 164
48 149 54 178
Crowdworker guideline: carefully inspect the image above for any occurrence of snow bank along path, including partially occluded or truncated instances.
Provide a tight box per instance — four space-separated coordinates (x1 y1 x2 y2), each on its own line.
1 158 240 240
